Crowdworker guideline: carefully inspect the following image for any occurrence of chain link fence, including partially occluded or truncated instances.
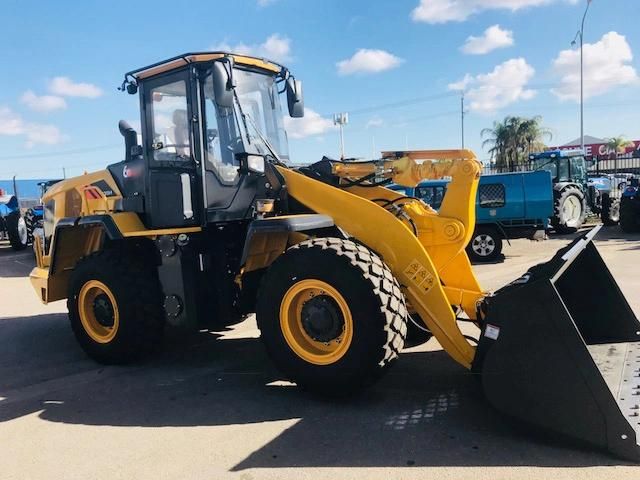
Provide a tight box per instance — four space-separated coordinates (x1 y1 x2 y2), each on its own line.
481 153 640 201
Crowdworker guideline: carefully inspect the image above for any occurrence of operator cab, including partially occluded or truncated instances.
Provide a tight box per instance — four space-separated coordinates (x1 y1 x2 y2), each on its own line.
108 52 304 229
529 149 589 186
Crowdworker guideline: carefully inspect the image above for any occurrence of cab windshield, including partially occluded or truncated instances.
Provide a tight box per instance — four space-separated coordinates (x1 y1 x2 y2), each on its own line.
202 67 289 184
234 68 289 162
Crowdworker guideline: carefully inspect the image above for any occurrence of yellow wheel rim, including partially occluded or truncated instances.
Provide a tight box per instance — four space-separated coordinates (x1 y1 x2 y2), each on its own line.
279 279 353 365
78 280 120 344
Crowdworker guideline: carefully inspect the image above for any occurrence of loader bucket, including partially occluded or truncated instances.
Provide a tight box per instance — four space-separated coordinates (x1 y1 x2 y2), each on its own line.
473 226 640 461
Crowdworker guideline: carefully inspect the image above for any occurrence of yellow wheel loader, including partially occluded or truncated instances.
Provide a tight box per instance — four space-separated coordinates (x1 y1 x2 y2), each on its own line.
30 52 640 461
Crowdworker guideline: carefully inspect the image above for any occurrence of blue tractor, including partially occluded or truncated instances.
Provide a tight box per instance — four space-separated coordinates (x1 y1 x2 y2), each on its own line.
0 189 28 250
620 177 640 232
529 149 619 232
24 179 61 244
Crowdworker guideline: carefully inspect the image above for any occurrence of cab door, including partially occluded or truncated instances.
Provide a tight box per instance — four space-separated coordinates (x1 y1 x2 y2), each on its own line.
142 69 199 229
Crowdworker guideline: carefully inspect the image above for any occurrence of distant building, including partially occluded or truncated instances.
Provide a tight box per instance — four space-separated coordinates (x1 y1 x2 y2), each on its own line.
550 135 640 159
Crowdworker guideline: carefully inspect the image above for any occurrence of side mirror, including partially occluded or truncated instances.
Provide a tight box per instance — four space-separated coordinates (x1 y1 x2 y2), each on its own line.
212 60 235 108
286 77 304 118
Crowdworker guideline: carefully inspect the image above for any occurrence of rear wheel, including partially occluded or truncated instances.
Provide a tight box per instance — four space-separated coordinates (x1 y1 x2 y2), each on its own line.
552 187 587 233
6 211 28 251
600 193 620 226
257 238 407 395
620 198 640 233
68 247 164 364
24 208 38 244
466 226 503 263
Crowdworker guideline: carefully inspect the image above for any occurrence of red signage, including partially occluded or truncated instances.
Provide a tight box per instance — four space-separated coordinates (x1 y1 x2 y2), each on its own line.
550 140 640 158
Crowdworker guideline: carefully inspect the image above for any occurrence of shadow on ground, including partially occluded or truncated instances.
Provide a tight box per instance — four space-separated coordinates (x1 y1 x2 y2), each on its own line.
0 243 34 278
0 311 630 470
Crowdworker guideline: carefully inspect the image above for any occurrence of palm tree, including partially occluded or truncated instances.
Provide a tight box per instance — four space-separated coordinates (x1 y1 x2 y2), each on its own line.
481 116 552 172
518 116 552 157
605 136 633 156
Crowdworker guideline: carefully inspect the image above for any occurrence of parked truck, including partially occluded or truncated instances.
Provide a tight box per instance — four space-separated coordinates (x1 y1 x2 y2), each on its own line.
389 170 553 262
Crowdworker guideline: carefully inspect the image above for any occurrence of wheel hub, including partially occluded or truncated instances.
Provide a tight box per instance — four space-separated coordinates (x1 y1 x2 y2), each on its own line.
301 295 344 342
472 234 495 256
92 294 115 328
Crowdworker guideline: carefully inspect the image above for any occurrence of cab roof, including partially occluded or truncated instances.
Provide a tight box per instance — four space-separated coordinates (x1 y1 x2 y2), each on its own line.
125 52 284 82
529 149 585 160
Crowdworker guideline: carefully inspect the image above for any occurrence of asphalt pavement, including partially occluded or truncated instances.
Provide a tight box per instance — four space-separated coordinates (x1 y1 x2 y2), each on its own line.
1 226 639 480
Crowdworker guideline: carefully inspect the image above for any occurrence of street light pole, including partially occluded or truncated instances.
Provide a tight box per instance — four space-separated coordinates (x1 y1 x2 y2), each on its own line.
572 0 592 153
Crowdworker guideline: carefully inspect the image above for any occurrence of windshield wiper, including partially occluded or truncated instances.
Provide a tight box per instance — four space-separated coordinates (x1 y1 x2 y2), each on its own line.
231 88 285 166
243 112 285 166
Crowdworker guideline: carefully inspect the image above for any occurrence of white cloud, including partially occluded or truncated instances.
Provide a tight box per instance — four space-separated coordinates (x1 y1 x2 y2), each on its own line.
284 108 335 139
49 77 103 98
551 31 639 102
412 0 577 24
212 34 292 63
0 107 25 136
461 25 514 55
20 90 67 112
366 116 384 128
0 106 65 146
448 58 536 112
337 49 403 75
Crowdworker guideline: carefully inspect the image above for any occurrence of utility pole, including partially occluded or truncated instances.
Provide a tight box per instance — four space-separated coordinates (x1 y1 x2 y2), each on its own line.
63 167 67 179
461 91 466 149
572 0 592 152
333 113 349 160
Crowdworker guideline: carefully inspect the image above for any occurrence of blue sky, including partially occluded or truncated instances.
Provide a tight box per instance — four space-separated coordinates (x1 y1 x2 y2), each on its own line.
0 0 638 179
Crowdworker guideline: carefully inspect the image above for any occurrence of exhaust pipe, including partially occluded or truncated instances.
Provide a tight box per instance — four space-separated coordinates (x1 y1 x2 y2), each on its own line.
474 226 640 461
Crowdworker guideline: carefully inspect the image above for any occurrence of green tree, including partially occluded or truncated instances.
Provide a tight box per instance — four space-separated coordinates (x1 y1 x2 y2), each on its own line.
605 136 634 156
481 116 552 171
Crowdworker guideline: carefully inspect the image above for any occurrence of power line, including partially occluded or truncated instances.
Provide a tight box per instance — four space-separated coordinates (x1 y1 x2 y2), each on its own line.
0 144 120 162
322 91 459 118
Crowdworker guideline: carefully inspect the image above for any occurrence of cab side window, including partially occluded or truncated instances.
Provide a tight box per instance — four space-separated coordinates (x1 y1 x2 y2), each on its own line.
149 80 191 162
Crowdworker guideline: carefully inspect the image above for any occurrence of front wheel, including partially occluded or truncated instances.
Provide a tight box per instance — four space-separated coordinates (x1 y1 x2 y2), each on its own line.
257 238 408 395
600 193 620 226
6 211 28 251
68 247 165 364
552 187 587 233
466 226 503 263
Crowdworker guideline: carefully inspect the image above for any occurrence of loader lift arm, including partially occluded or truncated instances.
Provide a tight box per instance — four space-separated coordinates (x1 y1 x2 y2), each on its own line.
278 149 485 368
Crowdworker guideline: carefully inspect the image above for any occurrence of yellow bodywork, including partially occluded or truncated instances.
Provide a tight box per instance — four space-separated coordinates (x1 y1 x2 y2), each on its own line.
30 170 201 304
278 150 485 369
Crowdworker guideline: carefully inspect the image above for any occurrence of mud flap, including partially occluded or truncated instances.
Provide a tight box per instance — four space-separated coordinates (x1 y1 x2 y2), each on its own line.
473 226 640 461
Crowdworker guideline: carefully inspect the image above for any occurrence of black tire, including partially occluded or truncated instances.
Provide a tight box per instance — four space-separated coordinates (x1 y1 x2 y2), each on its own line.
620 197 640 233
6 211 28 251
67 247 164 364
600 193 620 226
466 226 503 263
257 237 408 395
551 186 587 233
24 208 38 244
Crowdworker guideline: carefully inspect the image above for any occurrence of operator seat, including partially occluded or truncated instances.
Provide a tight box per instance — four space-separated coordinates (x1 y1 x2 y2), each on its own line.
172 109 190 158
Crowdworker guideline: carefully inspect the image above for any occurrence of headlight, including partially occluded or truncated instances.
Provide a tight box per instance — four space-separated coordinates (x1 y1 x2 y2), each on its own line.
247 155 265 173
